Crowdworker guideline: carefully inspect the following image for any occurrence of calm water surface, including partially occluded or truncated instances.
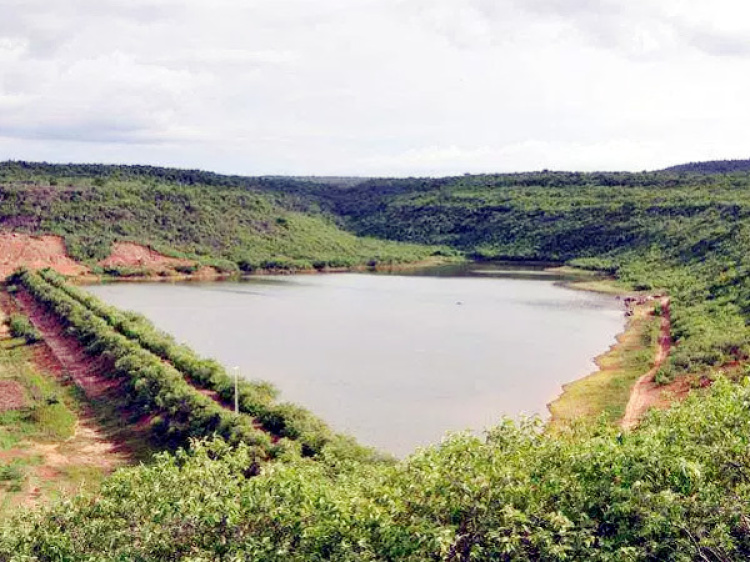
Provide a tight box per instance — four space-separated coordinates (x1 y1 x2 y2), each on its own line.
86 266 623 456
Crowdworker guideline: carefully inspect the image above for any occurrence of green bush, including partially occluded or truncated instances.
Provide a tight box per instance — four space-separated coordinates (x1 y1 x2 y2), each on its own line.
174 264 199 274
103 266 152 278
7 314 41 343
6 379 750 559
654 365 675 385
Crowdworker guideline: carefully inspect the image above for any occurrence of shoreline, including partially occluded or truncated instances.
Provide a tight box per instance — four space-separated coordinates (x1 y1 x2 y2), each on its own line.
6 255 671 432
66 255 464 285
74 260 656 431
83 260 652 431
546 285 666 429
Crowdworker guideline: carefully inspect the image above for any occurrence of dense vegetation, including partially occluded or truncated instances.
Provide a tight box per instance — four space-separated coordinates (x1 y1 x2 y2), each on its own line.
5 161 750 559
5 377 750 560
0 161 439 270
661 159 750 174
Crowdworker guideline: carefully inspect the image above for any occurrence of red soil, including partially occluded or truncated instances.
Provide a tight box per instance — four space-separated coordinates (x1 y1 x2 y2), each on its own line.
99 242 194 270
0 233 89 279
0 380 27 411
14 290 119 400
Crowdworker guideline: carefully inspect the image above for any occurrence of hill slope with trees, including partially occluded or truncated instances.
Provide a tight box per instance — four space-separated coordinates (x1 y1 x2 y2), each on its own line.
660 159 750 174
0 161 440 273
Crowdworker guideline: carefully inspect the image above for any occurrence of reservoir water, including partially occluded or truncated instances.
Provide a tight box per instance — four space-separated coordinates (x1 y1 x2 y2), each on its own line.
86 265 624 456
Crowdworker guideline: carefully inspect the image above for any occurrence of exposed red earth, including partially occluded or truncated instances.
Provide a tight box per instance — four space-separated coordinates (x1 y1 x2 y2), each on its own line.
98 241 194 271
15 290 120 400
0 233 209 279
0 380 26 412
0 233 89 278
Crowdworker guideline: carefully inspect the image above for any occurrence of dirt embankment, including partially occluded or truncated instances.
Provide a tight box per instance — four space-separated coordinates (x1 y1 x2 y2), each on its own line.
0 233 214 279
98 242 194 271
620 297 681 429
0 380 26 411
97 242 223 279
0 233 89 278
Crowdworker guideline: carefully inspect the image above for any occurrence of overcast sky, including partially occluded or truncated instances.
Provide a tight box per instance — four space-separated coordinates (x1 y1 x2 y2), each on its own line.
0 0 749 176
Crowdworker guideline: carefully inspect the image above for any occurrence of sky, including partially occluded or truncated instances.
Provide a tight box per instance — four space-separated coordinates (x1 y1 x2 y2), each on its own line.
0 0 749 177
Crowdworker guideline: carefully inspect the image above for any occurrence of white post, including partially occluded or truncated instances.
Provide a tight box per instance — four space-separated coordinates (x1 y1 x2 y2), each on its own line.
234 366 239 414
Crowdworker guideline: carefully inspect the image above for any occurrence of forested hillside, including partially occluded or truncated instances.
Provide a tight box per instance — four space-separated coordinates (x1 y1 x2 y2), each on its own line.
0 161 438 272
661 159 750 174
259 169 750 379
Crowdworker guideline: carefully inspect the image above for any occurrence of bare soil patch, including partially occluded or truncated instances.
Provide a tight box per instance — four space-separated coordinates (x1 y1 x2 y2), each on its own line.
0 233 88 279
28 412 128 471
99 242 194 271
0 380 27 411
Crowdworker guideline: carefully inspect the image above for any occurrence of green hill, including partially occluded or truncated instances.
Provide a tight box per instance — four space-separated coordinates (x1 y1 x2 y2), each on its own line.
660 159 750 174
0 161 440 271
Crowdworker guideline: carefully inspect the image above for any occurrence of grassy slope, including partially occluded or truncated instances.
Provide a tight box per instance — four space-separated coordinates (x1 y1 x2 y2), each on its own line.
548 296 661 427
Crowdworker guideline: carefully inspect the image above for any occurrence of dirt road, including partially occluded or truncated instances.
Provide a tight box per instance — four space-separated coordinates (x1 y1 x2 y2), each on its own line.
620 297 671 429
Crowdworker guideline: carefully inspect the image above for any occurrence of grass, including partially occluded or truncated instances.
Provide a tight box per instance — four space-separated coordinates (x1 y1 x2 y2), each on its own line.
547 298 662 429
561 273 635 295
0 340 76 442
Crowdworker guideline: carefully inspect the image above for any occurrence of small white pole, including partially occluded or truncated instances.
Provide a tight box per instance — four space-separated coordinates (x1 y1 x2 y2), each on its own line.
234 366 239 414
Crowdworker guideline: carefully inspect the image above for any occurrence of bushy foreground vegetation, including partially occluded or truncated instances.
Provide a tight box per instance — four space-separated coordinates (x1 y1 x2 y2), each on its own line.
3 376 750 560
36 269 360 458
0 161 439 270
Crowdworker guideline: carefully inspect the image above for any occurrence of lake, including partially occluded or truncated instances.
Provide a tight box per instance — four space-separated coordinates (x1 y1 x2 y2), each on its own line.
86 265 624 456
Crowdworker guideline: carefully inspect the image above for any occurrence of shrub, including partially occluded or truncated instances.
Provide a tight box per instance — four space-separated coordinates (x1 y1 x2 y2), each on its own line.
654 365 675 385
7 314 41 343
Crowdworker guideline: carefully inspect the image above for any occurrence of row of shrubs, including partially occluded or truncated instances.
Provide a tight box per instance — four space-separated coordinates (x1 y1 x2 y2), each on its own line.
10 269 283 458
37 269 338 457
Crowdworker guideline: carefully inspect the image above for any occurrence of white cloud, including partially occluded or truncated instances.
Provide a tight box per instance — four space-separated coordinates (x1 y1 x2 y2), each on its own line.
0 0 749 175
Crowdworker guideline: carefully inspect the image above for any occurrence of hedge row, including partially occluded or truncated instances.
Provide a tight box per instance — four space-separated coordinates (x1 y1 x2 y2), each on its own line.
11 269 281 458
38 269 336 456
